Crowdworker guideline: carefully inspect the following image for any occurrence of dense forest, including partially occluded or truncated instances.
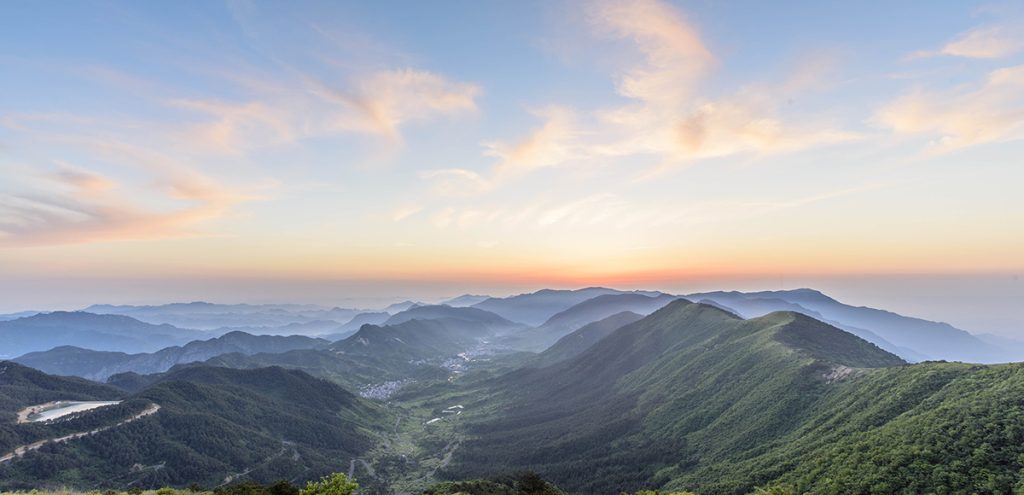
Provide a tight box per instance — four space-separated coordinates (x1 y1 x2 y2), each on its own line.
440 303 1024 494
0 365 383 490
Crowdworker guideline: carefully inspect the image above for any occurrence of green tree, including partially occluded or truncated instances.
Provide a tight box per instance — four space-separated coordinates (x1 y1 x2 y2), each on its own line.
300 473 358 495
751 485 797 495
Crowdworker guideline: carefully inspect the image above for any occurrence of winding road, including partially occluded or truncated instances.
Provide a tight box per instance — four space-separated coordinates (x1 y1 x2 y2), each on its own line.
0 403 161 464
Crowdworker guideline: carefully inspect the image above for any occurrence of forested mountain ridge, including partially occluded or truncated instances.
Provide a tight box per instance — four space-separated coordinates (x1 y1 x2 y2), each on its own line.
690 289 1011 362
530 311 645 368
443 301 910 493
0 365 385 490
503 294 678 351
332 318 490 362
13 332 328 381
0 362 121 419
439 299 1024 494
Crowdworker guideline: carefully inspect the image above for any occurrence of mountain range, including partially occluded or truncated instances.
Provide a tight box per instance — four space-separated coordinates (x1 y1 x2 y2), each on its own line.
444 300 1024 494
13 332 328 381
3 287 1024 493
0 312 209 358
689 288 1011 362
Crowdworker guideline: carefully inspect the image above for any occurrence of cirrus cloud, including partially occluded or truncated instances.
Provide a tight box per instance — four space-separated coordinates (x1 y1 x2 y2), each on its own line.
176 68 482 154
422 0 856 195
874 65 1024 152
912 23 1024 59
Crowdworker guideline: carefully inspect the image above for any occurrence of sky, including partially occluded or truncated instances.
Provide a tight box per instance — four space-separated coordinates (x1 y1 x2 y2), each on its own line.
1 1 1022 335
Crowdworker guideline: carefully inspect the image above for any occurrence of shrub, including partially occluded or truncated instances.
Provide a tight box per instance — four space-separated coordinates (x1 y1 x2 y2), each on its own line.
299 473 358 495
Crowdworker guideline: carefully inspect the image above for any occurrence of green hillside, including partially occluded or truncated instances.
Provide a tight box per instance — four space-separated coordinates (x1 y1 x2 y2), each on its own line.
0 362 122 418
0 366 385 490
332 318 489 363
442 301 918 493
530 311 644 368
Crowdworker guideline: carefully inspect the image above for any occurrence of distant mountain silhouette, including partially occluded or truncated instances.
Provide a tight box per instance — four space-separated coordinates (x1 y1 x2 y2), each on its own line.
83 301 358 331
0 312 207 358
442 294 492 307
471 287 632 325
530 311 644 367
13 332 327 381
689 288 1008 362
383 305 521 332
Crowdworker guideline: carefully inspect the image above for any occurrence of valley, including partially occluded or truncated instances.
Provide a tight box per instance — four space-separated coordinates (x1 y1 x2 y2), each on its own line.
3 288 1024 494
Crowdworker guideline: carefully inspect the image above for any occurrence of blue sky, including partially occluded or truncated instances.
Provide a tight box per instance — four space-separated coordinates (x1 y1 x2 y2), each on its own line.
1 1 1022 334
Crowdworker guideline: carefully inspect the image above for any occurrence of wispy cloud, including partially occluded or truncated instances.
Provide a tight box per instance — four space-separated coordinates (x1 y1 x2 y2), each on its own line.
307 68 481 141
420 168 494 196
416 183 880 237
391 205 423 222
587 0 713 106
422 0 855 195
0 164 257 246
586 0 855 171
486 106 581 177
912 23 1024 59
49 164 116 194
874 64 1024 151
0 116 270 246
174 68 481 154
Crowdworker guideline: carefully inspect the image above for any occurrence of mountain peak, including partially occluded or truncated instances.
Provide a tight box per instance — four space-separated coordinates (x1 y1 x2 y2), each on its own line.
755 311 905 368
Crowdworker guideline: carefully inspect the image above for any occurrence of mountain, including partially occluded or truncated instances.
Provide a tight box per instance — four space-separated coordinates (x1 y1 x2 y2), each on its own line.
382 300 421 313
444 299 1024 494
208 319 344 337
383 305 521 333
0 365 384 490
442 294 492 307
10 289 1024 494
541 293 678 333
690 289 1008 363
0 312 208 358
504 293 679 351
976 333 1024 355
333 311 390 336
185 347 449 393
471 288 629 326
137 319 498 391
83 302 358 331
13 332 328 381
333 318 488 363
0 362 121 419
0 312 40 322
530 311 644 368
446 300 909 493
690 294 918 360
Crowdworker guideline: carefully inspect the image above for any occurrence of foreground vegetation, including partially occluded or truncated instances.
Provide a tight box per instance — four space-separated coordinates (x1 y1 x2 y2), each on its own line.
0 471 774 495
